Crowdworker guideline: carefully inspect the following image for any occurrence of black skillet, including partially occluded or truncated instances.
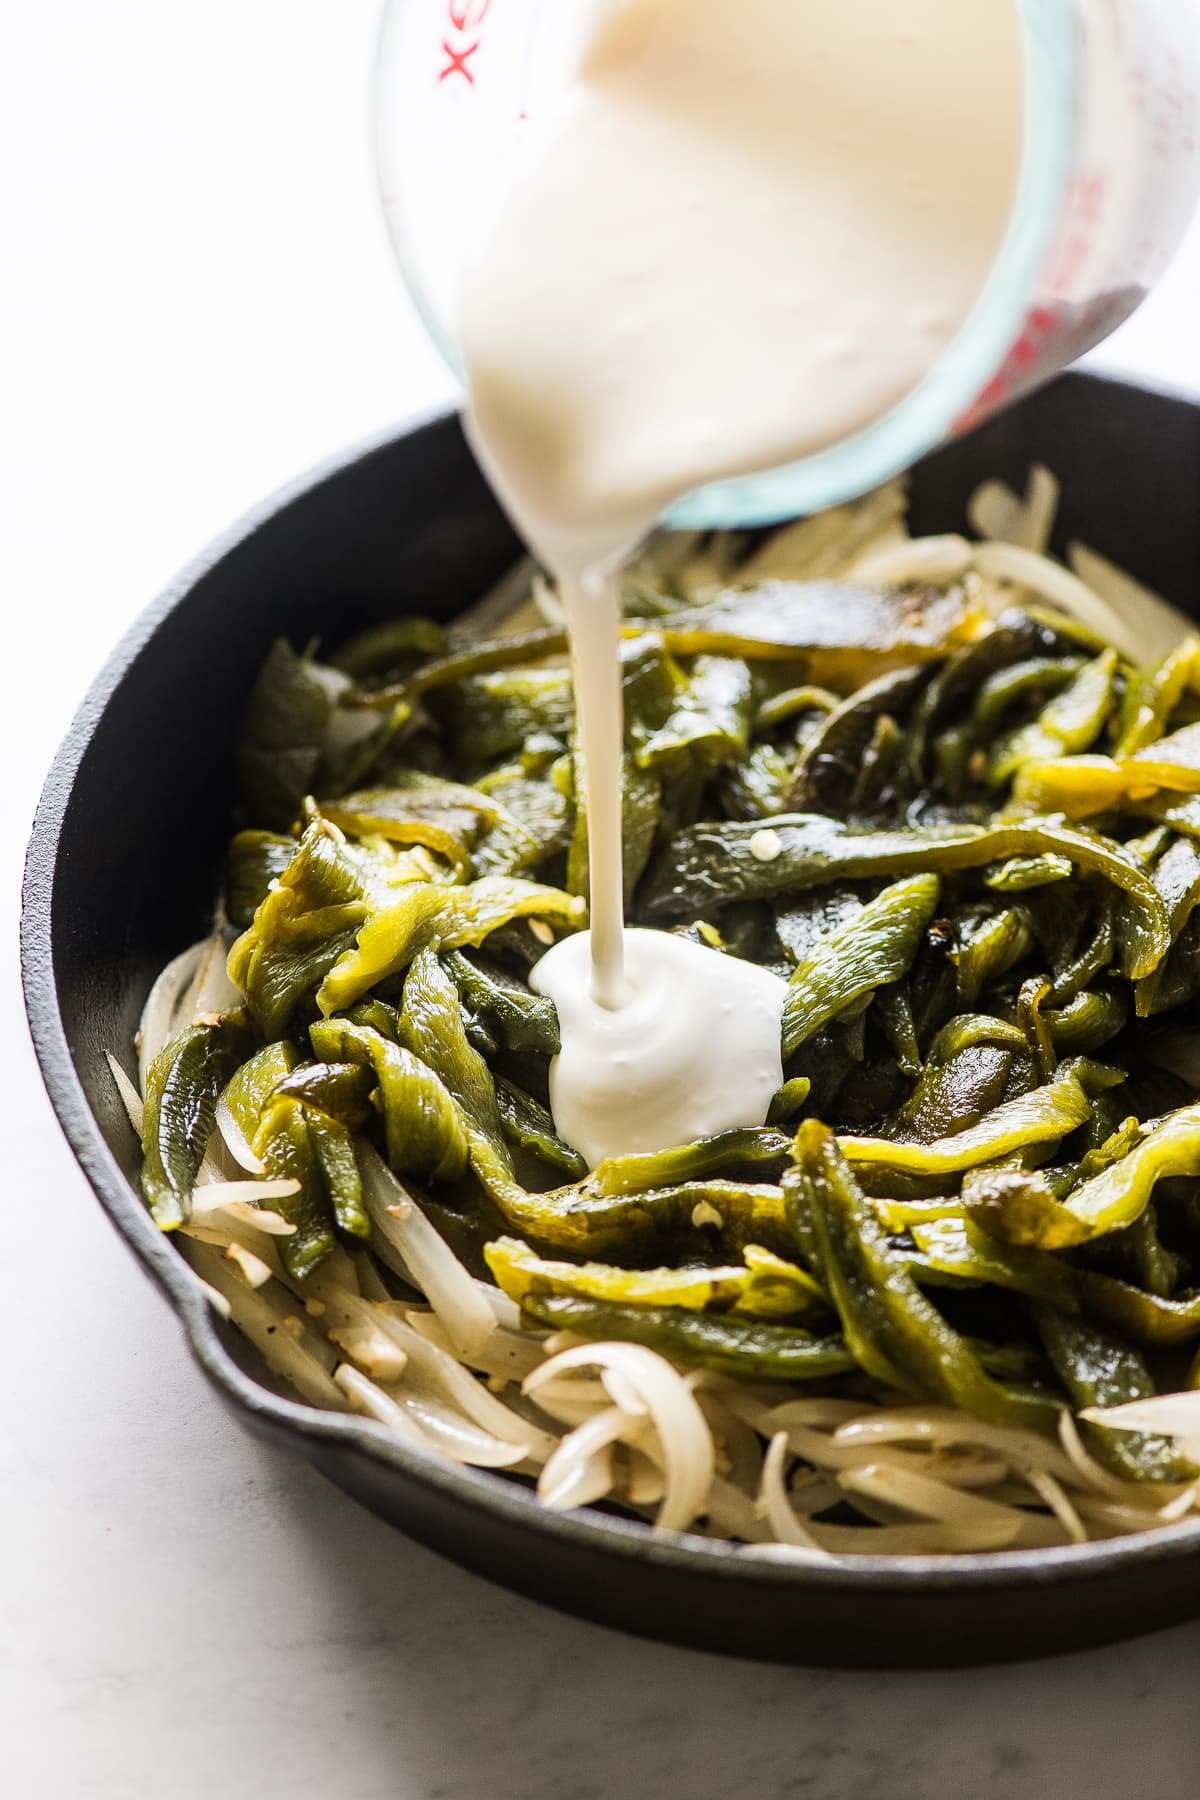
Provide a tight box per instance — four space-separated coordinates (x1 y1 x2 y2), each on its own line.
22 371 1200 1667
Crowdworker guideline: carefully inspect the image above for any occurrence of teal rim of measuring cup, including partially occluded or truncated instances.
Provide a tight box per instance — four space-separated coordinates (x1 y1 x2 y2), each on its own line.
665 0 1080 529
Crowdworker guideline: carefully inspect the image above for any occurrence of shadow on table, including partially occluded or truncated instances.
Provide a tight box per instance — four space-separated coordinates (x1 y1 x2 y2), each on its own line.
274 1446 1200 1800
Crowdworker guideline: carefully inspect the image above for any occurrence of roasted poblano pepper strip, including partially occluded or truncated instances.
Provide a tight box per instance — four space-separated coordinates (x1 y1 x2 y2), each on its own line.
590 1128 792 1198
754 683 840 734
971 655 1087 739
494 1076 587 1179
1134 836 1200 1017
841 1057 1122 1179
887 1044 1013 1145
767 1077 813 1125
986 649 1118 785
1050 1104 1200 1244
968 1104 1200 1252
444 949 560 1054
471 771 571 875
908 1216 1077 1309
984 854 1073 893
219 1039 303 1148
486 1234 829 1323
397 947 521 1203
226 830 297 927
638 814 1170 982
251 1095 339 1277
228 823 373 1036
316 788 477 872
658 580 982 680
793 1121 1055 1431
330 615 448 682
237 638 340 829
1149 834 1200 937
1079 1272 1200 1349
1012 723 1200 819
308 1017 468 1184
1113 637 1200 758
780 874 939 1059
1041 987 1128 1054
305 1106 368 1239
433 667 575 767
633 655 753 773
1033 1304 1189 1482
872 983 922 1077
356 624 568 709
787 665 929 813
960 1168 1087 1252
775 886 864 964
273 1059 376 1130
141 1018 251 1228
909 610 1084 771
521 1292 854 1383
315 875 584 1015
1016 976 1057 1082
717 741 794 820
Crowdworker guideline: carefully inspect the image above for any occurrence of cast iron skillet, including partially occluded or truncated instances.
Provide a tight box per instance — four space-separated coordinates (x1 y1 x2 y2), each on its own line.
22 371 1200 1668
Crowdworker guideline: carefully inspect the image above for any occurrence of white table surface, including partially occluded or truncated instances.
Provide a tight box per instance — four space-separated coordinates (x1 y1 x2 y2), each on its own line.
5 7 1200 1795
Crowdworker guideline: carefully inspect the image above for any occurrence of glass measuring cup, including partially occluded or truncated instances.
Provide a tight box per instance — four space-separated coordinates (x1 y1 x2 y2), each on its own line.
374 0 1200 528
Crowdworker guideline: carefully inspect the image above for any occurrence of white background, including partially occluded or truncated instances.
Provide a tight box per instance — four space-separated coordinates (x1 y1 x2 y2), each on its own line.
4 5 1200 1795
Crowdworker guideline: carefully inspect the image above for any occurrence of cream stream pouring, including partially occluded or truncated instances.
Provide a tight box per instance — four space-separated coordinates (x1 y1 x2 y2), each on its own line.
458 0 1023 1165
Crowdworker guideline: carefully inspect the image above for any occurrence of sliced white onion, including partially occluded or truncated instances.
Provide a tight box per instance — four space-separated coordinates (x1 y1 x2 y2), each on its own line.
404 1309 545 1384
358 1147 496 1361
703 1474 770 1542
183 930 241 1021
1068 542 1192 664
215 1085 267 1176
851 534 973 589
971 542 1144 659
696 1390 763 1495
384 1389 533 1468
1080 1392 1200 1461
759 1398 872 1433
183 1239 344 1409
196 1279 232 1320
746 1519 1025 1557
527 1342 715 1533
834 1406 1081 1486
1056 1411 1146 1501
352 1250 393 1304
224 1241 274 1289
137 937 208 1091
1021 1467 1088 1545
188 1180 299 1228
192 1130 242 1188
311 1287 556 1459
757 1433 829 1556
539 1406 644 1510
738 477 908 583
623 1445 667 1507
838 1462 1025 1531
105 1051 144 1135
968 465 1059 554
1071 1494 1196 1538
326 1315 409 1383
334 1364 441 1454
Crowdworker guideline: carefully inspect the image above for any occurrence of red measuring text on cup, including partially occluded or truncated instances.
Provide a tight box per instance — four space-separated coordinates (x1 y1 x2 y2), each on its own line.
439 0 491 86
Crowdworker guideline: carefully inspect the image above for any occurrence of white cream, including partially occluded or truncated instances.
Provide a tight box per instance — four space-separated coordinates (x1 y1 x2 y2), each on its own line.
460 0 1023 1165
530 929 786 1170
